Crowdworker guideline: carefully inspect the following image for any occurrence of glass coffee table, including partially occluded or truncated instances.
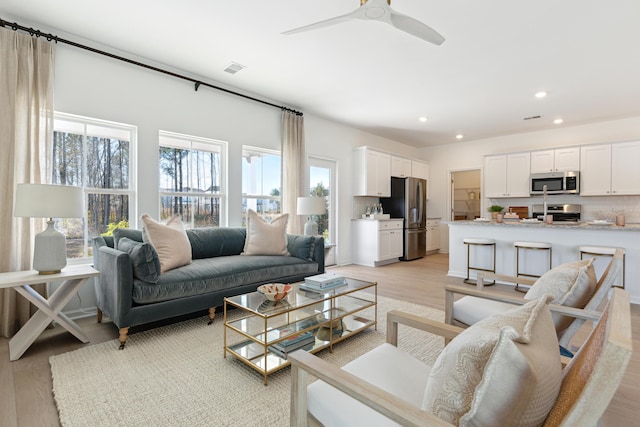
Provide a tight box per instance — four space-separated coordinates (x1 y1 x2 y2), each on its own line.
223 277 377 385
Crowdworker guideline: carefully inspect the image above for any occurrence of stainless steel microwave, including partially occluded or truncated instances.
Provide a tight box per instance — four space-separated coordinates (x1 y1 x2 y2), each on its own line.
530 171 580 195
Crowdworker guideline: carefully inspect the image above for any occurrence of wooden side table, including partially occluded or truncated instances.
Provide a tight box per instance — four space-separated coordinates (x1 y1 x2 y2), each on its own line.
0 264 100 361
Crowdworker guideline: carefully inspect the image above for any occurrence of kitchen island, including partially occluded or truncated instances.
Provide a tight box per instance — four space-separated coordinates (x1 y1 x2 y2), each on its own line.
448 220 639 304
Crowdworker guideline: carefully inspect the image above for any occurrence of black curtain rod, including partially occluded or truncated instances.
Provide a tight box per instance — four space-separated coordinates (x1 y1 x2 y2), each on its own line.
0 17 303 116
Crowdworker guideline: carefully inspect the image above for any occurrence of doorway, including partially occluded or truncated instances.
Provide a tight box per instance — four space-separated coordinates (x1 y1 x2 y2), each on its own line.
450 169 481 221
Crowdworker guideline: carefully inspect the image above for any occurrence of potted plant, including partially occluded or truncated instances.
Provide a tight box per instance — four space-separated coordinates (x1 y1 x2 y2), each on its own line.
488 205 504 219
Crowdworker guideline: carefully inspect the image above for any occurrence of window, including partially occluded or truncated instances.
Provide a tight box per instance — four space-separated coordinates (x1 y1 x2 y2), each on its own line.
159 131 226 228
53 113 136 259
309 157 336 244
242 146 281 225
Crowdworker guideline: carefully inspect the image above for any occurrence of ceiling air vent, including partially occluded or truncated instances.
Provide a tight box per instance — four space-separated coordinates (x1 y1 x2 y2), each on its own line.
224 62 246 75
523 115 542 121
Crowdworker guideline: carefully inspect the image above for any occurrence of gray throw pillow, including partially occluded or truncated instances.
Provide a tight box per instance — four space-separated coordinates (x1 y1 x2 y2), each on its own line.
117 237 161 283
287 235 316 260
113 228 144 249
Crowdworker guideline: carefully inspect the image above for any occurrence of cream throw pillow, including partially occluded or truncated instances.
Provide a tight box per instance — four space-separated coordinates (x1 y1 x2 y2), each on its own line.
242 209 289 256
422 296 561 427
140 214 192 273
525 258 596 333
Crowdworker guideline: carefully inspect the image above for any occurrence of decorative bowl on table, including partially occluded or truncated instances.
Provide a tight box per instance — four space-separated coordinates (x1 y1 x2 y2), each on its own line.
257 283 293 301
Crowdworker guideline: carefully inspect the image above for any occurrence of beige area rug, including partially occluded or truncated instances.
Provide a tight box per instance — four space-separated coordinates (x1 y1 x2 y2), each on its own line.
50 296 444 427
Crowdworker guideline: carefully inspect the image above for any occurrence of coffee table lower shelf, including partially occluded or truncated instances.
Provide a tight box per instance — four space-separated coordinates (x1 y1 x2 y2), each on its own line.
224 314 376 385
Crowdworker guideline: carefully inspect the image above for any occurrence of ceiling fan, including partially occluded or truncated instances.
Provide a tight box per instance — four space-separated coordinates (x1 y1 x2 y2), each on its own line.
282 0 445 46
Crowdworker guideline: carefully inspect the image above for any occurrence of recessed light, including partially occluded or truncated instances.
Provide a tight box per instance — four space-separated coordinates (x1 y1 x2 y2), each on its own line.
419 116 428 123
553 118 564 124
456 134 464 140
535 91 548 99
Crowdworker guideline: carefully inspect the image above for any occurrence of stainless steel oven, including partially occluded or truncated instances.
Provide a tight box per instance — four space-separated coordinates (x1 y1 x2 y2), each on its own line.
530 171 580 195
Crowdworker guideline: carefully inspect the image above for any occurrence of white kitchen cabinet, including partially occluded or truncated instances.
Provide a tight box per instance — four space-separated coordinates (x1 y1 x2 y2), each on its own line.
411 160 429 181
581 141 640 196
426 219 440 253
530 147 580 173
353 147 391 197
484 152 531 198
580 144 612 195
391 156 412 178
352 220 403 266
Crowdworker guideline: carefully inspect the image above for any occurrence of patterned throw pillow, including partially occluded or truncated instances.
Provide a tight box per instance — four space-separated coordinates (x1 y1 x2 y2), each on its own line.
140 214 192 273
242 209 290 256
525 258 596 333
422 296 561 427
117 237 161 283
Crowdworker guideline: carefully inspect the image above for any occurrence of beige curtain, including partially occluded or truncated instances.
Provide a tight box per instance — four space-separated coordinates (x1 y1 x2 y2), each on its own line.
0 28 55 337
281 111 306 234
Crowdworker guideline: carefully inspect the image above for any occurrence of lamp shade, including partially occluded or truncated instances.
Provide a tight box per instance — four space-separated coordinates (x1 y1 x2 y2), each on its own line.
14 183 84 219
296 197 325 216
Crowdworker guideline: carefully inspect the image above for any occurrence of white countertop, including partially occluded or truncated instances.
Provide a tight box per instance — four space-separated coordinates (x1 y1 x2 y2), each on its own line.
451 220 639 231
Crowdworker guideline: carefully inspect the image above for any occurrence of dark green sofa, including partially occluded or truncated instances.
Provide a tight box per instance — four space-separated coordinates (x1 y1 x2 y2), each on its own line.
92 227 324 349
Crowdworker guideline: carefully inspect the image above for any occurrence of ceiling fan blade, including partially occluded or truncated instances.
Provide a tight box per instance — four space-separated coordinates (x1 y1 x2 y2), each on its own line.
282 8 363 35
388 11 445 45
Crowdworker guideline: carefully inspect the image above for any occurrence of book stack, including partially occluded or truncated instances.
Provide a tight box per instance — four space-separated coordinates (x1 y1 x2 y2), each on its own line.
300 273 347 292
269 330 316 359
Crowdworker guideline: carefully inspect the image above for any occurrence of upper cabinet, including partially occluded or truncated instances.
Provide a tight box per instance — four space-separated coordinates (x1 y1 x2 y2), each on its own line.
530 147 580 173
484 152 531 198
411 160 429 181
391 156 411 178
581 141 640 196
353 147 391 197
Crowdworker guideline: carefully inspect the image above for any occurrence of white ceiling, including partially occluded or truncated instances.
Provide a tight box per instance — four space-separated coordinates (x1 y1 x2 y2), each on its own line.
2 1 640 147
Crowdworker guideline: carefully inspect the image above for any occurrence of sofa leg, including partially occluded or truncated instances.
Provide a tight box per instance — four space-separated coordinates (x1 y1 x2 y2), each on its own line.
119 327 129 350
208 307 216 325
97 309 103 323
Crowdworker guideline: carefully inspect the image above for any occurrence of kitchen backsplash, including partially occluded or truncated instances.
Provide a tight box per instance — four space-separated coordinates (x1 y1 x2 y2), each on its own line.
490 194 640 223
353 196 380 218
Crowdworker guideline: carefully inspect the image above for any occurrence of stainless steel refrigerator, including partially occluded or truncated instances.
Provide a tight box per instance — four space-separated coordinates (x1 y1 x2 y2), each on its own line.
381 177 427 260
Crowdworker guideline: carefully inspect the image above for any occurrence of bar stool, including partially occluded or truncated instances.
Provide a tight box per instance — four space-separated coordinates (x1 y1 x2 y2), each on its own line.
463 238 496 285
579 246 625 289
514 241 552 292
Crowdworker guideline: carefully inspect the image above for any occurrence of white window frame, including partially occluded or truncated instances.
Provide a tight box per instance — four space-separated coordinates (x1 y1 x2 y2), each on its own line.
242 146 281 223
158 130 228 227
53 112 137 262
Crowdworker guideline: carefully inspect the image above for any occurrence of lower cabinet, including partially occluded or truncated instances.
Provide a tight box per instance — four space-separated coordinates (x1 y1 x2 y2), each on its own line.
352 220 403 267
426 219 440 254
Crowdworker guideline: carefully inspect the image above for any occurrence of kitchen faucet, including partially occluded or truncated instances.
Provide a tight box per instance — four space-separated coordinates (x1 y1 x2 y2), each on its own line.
543 184 548 220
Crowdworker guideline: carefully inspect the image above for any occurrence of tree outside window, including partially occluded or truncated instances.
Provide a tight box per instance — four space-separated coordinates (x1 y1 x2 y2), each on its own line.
309 158 336 244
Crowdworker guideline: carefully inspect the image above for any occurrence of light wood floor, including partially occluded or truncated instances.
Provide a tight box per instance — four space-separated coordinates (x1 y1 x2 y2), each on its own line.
0 253 638 426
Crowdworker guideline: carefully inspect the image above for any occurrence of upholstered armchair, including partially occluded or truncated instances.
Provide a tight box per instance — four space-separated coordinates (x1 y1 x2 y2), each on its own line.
445 248 623 349
289 288 631 427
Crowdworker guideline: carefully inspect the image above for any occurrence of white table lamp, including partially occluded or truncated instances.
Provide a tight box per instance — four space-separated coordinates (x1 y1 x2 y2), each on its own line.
297 197 325 236
14 184 84 274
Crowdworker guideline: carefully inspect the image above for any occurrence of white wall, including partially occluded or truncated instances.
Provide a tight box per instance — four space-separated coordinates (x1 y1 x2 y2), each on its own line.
54 43 424 270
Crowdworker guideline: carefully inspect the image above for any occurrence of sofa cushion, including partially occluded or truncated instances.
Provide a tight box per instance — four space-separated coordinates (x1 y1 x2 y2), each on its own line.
141 214 192 273
423 296 561 427
113 228 143 249
525 258 596 333
242 209 289 256
187 227 246 259
131 255 319 304
117 237 161 283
